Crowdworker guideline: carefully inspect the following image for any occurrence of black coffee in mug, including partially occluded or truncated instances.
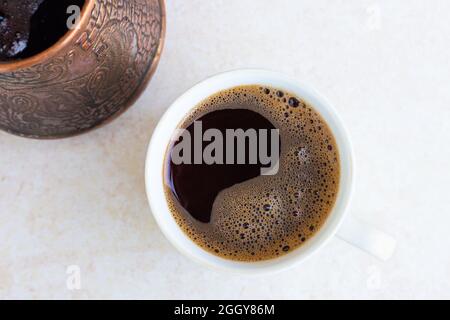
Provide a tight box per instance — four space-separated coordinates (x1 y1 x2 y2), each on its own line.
164 85 340 261
0 0 85 61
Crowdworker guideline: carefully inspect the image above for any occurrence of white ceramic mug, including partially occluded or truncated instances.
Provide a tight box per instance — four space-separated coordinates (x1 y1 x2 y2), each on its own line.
145 69 396 274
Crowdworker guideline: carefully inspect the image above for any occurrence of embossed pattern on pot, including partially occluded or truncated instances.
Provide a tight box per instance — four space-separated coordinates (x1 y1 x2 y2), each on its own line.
0 0 166 138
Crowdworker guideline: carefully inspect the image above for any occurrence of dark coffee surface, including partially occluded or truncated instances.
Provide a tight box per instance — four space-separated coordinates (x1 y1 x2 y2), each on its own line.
0 0 85 61
168 109 277 223
164 85 340 261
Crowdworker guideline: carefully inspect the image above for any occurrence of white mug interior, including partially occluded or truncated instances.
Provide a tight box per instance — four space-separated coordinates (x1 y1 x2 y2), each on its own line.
145 69 354 274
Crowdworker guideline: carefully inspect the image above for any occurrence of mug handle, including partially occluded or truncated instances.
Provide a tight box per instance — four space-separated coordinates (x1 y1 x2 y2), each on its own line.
336 215 396 261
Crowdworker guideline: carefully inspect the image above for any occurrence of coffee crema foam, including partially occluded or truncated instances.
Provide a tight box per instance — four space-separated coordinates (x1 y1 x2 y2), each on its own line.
164 85 340 261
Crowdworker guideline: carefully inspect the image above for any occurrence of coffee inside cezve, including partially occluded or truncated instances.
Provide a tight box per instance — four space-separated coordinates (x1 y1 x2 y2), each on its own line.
0 0 85 61
165 85 340 262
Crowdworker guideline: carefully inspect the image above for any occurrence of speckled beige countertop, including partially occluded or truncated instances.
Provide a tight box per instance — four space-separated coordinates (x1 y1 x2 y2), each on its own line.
1 0 450 299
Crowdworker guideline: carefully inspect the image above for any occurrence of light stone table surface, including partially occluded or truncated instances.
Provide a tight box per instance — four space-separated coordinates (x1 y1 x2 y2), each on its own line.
1 0 449 299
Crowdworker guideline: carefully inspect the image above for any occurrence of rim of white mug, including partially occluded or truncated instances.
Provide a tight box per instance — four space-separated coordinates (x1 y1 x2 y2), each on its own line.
145 69 354 275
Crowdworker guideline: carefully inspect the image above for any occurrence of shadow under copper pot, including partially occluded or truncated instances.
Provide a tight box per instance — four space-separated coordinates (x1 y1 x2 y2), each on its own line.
0 0 166 139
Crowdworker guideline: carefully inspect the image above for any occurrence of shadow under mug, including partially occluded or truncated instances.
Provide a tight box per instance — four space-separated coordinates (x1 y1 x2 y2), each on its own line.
145 69 396 274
